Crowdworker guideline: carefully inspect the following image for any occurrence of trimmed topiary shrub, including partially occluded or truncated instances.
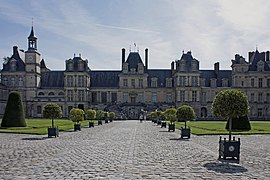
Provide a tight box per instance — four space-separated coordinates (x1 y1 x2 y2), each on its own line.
176 105 196 128
225 115 251 131
1 91 26 127
43 103 62 128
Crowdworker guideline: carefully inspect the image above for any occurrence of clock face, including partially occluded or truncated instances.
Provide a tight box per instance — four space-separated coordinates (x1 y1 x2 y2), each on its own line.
228 145 235 152
28 56 33 60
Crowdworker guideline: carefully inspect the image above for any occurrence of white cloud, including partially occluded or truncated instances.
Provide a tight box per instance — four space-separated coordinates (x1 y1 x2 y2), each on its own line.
1 0 270 70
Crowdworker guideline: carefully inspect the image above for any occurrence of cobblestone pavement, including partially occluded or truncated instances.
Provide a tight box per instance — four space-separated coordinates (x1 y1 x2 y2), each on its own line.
0 121 269 179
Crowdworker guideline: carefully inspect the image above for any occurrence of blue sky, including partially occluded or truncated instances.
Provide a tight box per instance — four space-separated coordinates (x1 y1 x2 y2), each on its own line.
1 0 270 70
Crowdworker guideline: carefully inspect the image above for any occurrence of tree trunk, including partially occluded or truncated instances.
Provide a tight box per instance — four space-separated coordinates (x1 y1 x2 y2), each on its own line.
229 118 232 142
185 121 187 129
52 118 54 128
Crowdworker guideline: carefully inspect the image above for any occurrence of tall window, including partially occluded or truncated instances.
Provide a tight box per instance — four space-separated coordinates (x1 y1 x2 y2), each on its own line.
259 78 263 88
267 79 270 88
191 76 198 87
123 79 128 87
251 93 254 102
67 90 73 101
37 106 42 114
180 90 185 102
258 92 263 103
139 79 143 88
251 78 254 87
202 92 206 103
258 108 263 117
123 93 128 103
101 92 107 103
152 93 157 103
137 93 144 102
192 91 197 102
18 77 23 87
67 76 73 87
179 76 185 87
111 93 117 103
92 92 97 103
267 93 270 103
78 90 84 101
11 77 15 86
166 94 172 103
78 75 84 87
131 79 135 88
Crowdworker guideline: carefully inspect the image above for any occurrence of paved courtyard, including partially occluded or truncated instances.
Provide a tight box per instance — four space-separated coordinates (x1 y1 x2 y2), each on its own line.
0 120 269 179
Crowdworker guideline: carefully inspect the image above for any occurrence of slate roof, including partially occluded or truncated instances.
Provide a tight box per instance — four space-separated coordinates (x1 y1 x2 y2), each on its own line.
2 46 25 72
40 71 64 88
248 50 270 71
200 70 231 87
148 69 172 87
91 70 120 87
125 52 144 70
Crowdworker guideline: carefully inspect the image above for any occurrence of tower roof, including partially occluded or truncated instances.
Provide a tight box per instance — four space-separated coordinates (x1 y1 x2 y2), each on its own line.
28 26 37 39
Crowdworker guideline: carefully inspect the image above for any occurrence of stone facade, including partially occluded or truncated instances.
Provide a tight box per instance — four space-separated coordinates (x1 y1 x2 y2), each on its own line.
0 27 269 120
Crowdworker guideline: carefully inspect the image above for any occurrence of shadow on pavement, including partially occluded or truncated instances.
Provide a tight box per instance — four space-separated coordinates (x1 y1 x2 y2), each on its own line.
169 138 190 141
203 162 248 173
21 137 47 141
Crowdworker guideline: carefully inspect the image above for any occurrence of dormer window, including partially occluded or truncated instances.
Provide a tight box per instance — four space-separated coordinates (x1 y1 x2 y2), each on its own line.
78 61 84 71
166 78 172 87
210 78 217 87
191 60 198 71
180 61 185 71
151 78 158 88
138 63 144 73
257 61 264 72
130 68 136 73
10 59 16 71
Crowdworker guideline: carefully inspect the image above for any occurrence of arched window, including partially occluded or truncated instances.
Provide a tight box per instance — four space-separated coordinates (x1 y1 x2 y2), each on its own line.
48 92 55 96
38 92 45 96
78 61 84 71
58 92 64 96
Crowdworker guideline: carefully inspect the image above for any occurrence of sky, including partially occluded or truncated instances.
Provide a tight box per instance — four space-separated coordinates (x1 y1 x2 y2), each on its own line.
1 0 270 71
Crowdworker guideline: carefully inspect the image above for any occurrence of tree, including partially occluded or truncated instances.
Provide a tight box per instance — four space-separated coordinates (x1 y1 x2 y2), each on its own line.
150 111 158 120
176 105 196 128
96 110 105 120
108 112 115 120
70 108 84 124
163 108 177 124
43 103 62 127
85 109 96 121
212 89 249 141
1 91 26 127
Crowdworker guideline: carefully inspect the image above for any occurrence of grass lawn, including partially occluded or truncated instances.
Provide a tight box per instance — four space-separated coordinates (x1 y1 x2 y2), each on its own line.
175 121 270 135
0 119 99 135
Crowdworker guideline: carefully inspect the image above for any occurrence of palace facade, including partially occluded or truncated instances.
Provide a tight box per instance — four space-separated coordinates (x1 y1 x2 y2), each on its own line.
1 27 270 120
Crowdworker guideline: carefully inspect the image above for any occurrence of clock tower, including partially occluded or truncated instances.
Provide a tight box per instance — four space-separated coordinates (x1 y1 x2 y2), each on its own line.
25 26 41 102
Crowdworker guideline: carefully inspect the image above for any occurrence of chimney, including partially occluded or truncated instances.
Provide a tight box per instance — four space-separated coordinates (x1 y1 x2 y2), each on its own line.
171 61 175 74
214 62 219 74
122 48 125 63
13 46 18 55
248 52 254 63
266 51 270 61
145 48 148 69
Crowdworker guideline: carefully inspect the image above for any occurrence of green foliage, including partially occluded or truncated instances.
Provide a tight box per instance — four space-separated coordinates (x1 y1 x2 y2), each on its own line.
1 91 26 127
225 115 251 131
212 89 249 120
96 110 105 120
160 112 166 121
69 108 84 124
108 112 115 119
150 111 158 119
85 109 96 120
163 108 177 124
43 103 62 119
176 105 196 122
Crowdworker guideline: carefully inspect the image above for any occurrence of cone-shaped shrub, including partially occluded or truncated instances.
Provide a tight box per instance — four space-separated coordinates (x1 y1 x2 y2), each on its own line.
225 115 251 131
1 91 26 127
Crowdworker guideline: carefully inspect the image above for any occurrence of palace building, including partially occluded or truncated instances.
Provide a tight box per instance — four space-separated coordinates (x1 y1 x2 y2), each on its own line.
1 26 270 120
